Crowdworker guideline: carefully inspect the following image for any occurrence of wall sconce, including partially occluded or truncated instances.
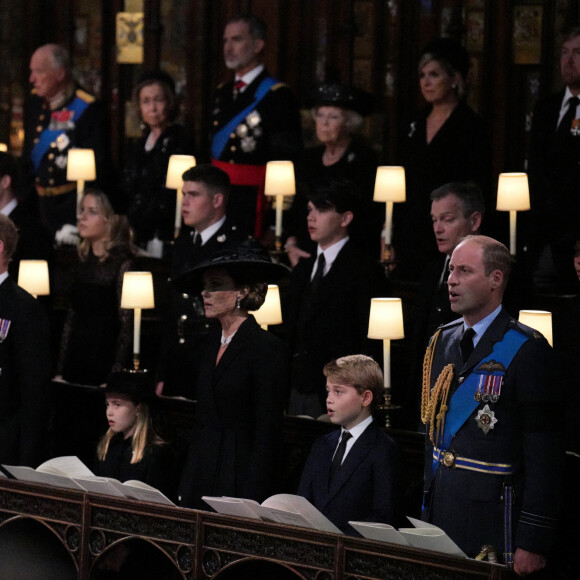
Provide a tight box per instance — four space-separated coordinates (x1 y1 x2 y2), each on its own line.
121 272 155 371
165 154 196 239
17 260 50 298
264 161 296 253
67 148 96 208
250 284 283 330
518 309 553 347
496 172 530 256
367 297 405 427
373 166 406 263
0 143 8 152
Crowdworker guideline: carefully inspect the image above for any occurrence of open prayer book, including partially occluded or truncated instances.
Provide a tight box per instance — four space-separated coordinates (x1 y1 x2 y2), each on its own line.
349 517 466 558
202 494 343 534
2 456 174 506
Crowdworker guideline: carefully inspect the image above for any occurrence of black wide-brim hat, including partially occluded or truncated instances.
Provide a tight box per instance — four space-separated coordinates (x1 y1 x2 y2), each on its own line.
172 241 290 294
309 83 375 116
104 370 157 403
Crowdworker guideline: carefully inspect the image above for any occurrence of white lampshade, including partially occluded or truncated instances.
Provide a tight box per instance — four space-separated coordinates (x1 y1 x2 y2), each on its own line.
496 172 531 211
373 166 406 203
18 260 50 297
264 161 296 197
0 143 7 152
165 155 196 189
367 298 405 340
121 272 155 309
251 285 283 326
66 148 96 181
518 310 553 346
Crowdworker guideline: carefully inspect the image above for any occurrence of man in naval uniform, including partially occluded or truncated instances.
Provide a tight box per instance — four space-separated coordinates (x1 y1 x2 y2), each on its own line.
421 235 563 576
23 44 111 242
210 14 302 239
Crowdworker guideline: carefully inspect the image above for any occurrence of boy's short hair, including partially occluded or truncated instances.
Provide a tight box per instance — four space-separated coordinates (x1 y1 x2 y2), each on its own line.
182 164 230 204
308 179 361 215
323 355 384 412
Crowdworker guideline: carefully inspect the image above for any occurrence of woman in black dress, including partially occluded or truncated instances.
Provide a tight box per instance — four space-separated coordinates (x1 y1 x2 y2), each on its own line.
175 245 289 509
286 83 381 264
56 189 134 386
125 70 195 248
395 38 491 280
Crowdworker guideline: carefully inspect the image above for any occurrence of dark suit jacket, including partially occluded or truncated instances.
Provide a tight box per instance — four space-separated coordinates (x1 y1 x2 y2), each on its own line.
284 241 390 402
528 91 580 289
423 308 564 560
297 420 402 535
0 276 51 466
178 317 289 508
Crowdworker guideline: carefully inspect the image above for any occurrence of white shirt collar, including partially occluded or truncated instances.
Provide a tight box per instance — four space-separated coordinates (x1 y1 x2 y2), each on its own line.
312 236 349 278
464 304 502 348
197 215 226 245
338 415 374 462
559 86 580 124
0 198 17 216
0 271 9 286
236 64 265 89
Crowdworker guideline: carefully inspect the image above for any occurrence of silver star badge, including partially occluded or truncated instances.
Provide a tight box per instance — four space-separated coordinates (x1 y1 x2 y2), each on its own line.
475 404 498 434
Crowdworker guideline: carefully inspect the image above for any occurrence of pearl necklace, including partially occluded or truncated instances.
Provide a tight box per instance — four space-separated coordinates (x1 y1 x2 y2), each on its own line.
220 330 236 347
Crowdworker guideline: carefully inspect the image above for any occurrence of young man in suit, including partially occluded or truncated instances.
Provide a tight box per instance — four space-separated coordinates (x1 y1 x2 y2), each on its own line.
158 164 243 397
284 180 390 418
528 26 580 293
0 214 51 466
297 355 402 535
421 235 564 574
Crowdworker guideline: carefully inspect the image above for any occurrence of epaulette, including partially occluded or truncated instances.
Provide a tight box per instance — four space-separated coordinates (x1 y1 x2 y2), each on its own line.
509 318 544 340
75 89 96 104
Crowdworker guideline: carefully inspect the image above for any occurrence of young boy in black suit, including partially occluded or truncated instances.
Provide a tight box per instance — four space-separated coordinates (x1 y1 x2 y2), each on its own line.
297 355 402 535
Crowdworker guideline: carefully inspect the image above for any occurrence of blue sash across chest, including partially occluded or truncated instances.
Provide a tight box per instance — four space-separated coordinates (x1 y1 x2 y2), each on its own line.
432 328 528 476
31 95 91 170
211 77 277 160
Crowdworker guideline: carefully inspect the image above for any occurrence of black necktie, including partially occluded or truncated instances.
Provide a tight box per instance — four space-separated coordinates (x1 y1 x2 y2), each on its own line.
330 431 352 482
310 253 326 293
460 327 475 364
193 233 202 249
557 96 579 140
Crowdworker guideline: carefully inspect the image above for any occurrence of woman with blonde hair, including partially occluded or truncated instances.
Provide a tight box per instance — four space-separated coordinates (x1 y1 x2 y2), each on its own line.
55 189 135 386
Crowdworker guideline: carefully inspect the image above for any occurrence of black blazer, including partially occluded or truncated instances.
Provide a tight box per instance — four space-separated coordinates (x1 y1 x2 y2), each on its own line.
423 308 565 559
284 241 390 397
178 317 289 508
0 276 51 466
298 420 403 535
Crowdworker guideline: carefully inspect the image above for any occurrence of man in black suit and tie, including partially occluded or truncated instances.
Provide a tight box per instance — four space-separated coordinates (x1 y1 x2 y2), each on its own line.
157 164 243 396
0 214 51 466
528 26 580 293
0 151 53 279
210 14 302 239
284 180 390 417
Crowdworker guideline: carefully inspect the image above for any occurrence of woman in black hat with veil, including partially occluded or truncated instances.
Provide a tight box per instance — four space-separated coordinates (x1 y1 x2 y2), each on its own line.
174 244 289 509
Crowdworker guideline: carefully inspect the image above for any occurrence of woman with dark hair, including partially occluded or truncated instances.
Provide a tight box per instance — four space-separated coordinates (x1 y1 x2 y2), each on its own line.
396 38 491 280
55 189 135 386
126 70 195 247
175 245 290 509
287 83 381 264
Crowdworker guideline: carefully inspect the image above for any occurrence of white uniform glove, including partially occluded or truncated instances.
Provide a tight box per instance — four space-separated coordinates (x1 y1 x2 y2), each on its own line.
55 224 80 246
